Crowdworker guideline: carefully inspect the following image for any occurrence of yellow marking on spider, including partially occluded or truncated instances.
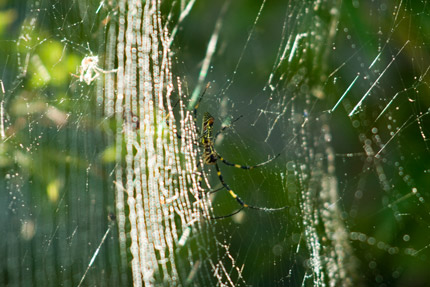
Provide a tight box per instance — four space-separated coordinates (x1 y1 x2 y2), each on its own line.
228 190 237 198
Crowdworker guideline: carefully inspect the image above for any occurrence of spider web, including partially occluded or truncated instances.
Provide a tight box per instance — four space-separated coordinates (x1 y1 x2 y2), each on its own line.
1 0 430 286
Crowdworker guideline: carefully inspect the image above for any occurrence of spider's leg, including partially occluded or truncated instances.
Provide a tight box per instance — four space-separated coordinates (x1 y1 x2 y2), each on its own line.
218 153 281 170
213 163 249 210
213 162 287 213
85 69 100 85
211 207 244 220
165 105 201 146
196 161 213 199
193 82 210 119
95 66 118 74
191 83 210 135
173 83 210 140
209 186 225 194
196 162 204 197
175 131 202 147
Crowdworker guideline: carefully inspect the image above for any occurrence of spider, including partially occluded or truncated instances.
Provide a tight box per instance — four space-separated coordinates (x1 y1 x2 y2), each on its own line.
190 86 288 219
72 56 117 85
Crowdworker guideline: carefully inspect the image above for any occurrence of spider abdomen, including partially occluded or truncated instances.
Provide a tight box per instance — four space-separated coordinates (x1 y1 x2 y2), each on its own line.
204 148 218 164
202 112 218 165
